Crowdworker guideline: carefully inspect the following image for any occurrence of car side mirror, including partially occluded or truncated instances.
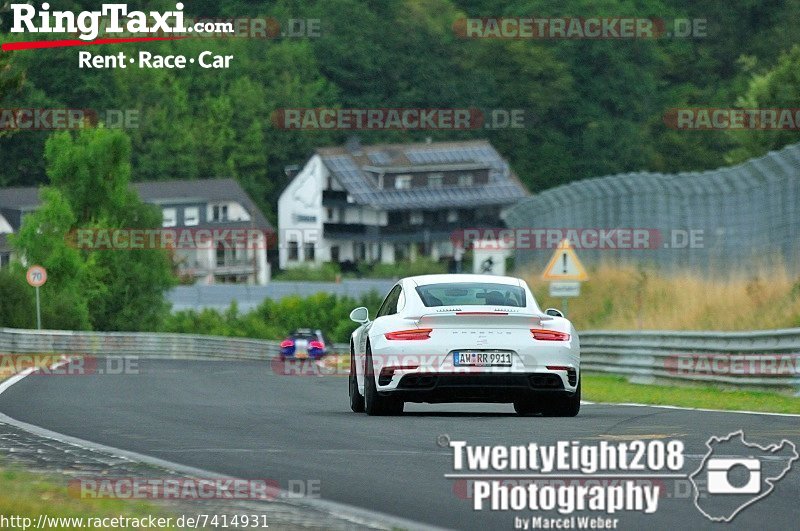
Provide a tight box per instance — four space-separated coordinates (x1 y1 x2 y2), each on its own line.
350 307 369 324
545 308 564 318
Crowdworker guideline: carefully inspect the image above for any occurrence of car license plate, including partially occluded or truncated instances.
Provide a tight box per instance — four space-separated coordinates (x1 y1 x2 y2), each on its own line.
453 352 512 367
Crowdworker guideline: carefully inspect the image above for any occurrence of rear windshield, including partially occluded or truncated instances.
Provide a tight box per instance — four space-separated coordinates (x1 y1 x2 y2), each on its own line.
415 283 526 307
290 331 318 341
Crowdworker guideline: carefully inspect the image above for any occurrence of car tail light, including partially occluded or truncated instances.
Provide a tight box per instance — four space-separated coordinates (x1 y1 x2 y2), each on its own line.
531 329 570 341
385 328 432 340
280 339 294 348
309 340 325 350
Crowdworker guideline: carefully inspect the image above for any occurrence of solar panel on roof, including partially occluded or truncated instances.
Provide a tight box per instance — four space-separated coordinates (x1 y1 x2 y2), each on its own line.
367 151 391 165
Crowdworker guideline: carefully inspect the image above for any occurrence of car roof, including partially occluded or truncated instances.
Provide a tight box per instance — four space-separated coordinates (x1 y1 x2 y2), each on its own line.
406 274 523 287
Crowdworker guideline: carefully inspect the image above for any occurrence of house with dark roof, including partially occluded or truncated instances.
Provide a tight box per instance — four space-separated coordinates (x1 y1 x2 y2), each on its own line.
0 179 272 285
277 139 528 269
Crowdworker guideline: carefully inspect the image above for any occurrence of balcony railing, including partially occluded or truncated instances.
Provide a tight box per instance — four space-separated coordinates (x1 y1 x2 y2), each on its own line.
323 223 367 237
322 190 349 206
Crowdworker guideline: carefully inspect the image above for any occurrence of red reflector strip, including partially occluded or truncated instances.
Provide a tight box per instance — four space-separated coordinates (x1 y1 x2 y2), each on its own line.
383 365 420 371
385 329 432 340
455 312 508 316
531 329 571 341
546 366 570 371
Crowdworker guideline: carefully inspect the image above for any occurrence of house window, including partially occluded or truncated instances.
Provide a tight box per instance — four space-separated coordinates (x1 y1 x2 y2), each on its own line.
355 242 367 261
216 242 227 267
395 175 412 190
458 173 473 186
428 173 443 188
304 243 315 262
410 211 423 225
211 204 229 222
162 208 177 228
326 208 335 221
184 207 199 226
287 241 299 261
0 252 9 268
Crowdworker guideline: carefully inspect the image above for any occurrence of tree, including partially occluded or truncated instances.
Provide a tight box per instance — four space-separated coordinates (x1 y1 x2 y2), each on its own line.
13 127 175 331
726 45 800 164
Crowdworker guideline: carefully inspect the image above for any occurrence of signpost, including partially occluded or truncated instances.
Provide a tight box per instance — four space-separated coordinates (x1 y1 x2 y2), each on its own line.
26 265 47 330
541 240 587 317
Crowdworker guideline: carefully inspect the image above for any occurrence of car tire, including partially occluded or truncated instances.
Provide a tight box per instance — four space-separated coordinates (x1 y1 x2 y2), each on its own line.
541 382 581 417
349 347 365 413
513 397 539 416
364 345 404 416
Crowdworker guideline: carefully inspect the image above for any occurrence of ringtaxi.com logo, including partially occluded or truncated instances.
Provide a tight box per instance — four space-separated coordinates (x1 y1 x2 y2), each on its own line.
10 3 200 41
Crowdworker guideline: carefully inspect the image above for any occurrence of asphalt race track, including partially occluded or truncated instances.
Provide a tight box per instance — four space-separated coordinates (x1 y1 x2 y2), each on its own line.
1 359 798 530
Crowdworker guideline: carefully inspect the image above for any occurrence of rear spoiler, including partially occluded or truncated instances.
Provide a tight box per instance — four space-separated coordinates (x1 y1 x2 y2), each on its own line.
410 309 554 326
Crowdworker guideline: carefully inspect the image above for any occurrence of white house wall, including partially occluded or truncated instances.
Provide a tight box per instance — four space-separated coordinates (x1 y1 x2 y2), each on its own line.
278 154 327 268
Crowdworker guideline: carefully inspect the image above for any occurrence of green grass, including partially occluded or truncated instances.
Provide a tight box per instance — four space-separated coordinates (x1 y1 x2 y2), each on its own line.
0 467 189 530
584 374 800 414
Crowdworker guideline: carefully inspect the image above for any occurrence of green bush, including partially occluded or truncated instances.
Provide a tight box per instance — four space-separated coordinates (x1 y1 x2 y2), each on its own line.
273 263 341 281
359 258 447 279
160 290 385 343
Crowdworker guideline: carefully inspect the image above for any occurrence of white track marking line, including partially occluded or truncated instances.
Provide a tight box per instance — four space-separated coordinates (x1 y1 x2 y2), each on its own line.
0 362 447 531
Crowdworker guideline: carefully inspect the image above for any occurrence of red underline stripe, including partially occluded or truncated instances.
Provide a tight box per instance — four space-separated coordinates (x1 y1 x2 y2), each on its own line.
2 36 189 51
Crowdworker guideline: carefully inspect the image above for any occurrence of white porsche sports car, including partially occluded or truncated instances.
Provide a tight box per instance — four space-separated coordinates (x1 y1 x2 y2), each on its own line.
348 274 580 416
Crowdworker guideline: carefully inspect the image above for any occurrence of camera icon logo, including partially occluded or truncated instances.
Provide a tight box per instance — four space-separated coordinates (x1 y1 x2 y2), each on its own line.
706 457 761 494
690 430 797 522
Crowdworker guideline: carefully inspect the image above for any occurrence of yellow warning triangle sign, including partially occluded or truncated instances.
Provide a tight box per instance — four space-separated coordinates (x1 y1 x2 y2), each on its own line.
541 239 588 281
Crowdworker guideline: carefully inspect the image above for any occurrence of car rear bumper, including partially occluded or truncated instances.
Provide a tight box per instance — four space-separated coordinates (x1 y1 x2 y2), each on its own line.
378 370 579 403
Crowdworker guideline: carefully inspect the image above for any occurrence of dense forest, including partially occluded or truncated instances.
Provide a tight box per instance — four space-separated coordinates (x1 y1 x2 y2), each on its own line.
2 0 800 223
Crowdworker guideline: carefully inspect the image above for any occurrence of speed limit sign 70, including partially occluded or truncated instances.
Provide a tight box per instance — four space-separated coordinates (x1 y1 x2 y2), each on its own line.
26 265 47 287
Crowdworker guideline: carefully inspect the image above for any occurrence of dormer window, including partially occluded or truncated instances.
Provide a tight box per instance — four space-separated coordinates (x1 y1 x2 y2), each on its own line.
428 173 443 188
458 173 473 186
211 204 229 222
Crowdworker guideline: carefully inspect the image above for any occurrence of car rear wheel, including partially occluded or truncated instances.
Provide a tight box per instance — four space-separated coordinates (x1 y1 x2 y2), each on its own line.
364 346 404 416
514 382 581 417
513 398 538 416
349 348 365 413
541 382 581 417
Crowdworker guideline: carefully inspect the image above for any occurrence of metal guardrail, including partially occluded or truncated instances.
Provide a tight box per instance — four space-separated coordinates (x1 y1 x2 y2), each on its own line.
580 329 800 393
1 327 798 392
